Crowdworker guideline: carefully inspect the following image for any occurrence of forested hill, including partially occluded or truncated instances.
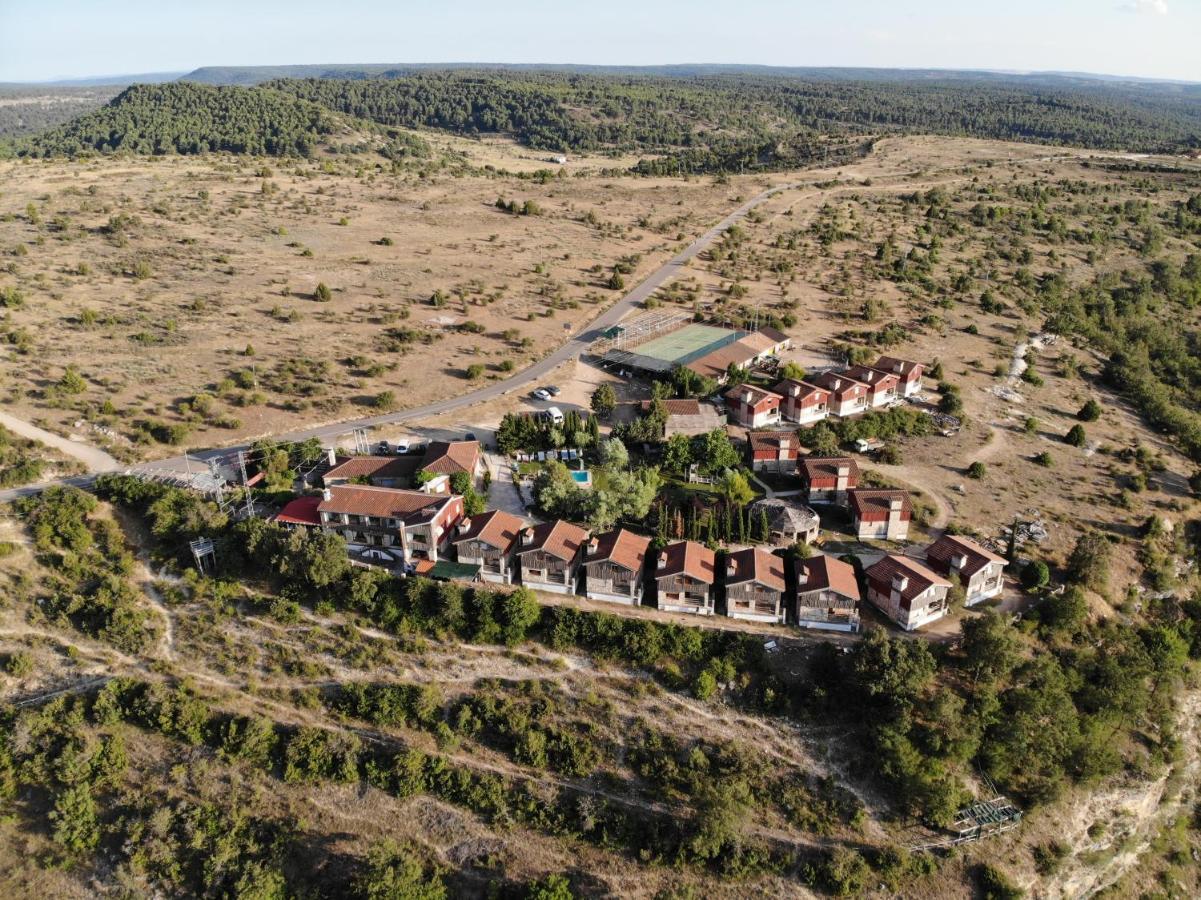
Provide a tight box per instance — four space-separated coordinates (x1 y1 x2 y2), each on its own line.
15 82 341 157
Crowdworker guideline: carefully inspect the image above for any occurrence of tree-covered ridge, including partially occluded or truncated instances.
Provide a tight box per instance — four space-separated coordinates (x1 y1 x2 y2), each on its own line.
17 82 341 157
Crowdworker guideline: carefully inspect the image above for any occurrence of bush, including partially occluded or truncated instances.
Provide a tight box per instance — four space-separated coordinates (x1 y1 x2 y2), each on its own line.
1065 424 1087 447
1021 560 1050 591
1077 399 1101 422
313 282 332 302
1033 451 1053 467
465 364 485 380
966 461 987 479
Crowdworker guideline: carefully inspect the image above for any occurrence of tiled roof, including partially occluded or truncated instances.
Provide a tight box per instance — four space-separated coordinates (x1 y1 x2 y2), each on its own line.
845 365 899 388
451 509 525 551
725 547 786 592
325 455 419 482
655 540 717 584
800 456 858 482
724 383 782 406
421 440 480 476
739 327 790 352
809 371 870 397
848 489 913 519
518 519 589 562
772 379 830 401
275 495 321 527
874 356 923 378
748 430 798 455
584 529 652 573
796 555 860 601
865 554 950 606
318 484 450 523
686 339 763 380
640 399 702 417
924 533 1005 580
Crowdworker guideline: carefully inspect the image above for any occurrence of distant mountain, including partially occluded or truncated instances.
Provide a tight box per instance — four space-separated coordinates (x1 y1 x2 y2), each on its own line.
3 72 186 87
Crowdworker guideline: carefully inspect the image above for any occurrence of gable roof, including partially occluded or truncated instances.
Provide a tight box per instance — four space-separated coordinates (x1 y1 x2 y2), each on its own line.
924 533 1005 579
739 327 790 353
685 339 763 380
324 455 419 483
655 540 717 584
845 364 900 389
584 529 652 573
318 484 451 523
874 356 924 379
518 519 589 562
451 509 525 551
724 383 782 406
848 489 913 519
754 497 820 533
640 398 702 417
772 378 830 401
809 371 870 397
865 554 951 607
421 440 480 476
725 547 786 592
796 555 861 601
275 495 321 527
747 430 799 455
800 456 858 482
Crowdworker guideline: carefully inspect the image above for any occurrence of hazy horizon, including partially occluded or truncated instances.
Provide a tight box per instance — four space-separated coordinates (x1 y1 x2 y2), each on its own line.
2 0 1196 84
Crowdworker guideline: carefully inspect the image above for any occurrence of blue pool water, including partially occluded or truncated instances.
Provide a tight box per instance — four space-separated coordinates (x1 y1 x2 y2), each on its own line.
570 470 590 483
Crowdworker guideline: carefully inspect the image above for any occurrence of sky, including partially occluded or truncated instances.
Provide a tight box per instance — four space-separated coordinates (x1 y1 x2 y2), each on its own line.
1 0 1197 84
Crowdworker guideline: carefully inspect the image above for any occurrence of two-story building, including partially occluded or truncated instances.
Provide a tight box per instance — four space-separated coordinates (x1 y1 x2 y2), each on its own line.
582 528 651 605
724 384 783 429
420 440 483 483
794 554 862 632
799 456 858 504
865 554 951 631
653 540 717 614
773 379 831 426
450 509 526 584
516 519 588 594
924 534 1006 606
848 489 912 541
746 430 799 474
873 356 925 398
316 484 463 566
845 365 901 409
724 547 787 623
809 372 870 418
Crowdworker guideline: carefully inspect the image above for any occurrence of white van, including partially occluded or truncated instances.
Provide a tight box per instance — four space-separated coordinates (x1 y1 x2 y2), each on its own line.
544 406 565 425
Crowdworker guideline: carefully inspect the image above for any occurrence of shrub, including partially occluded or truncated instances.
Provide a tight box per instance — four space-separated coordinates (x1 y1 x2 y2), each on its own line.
1033 451 1053 467
966 461 987 479
1065 424 1087 447
1021 560 1050 591
1077 399 1101 422
465 364 485 380
313 282 332 302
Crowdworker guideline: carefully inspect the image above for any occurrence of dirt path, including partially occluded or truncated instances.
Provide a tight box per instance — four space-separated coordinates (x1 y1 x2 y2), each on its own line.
0 408 120 474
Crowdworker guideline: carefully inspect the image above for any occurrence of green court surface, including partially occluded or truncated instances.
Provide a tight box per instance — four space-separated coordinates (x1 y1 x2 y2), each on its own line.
633 324 742 363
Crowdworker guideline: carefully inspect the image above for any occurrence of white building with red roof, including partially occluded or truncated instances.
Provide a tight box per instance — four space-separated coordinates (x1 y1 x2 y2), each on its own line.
317 484 462 566
848 489 913 541
874 356 925 398
924 534 1006 605
724 384 783 429
773 378 831 425
865 554 952 631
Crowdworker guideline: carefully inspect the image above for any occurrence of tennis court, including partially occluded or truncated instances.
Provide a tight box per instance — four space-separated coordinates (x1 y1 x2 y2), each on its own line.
634 324 745 365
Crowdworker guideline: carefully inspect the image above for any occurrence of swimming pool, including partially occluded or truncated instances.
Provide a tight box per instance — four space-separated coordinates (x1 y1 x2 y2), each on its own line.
570 470 591 486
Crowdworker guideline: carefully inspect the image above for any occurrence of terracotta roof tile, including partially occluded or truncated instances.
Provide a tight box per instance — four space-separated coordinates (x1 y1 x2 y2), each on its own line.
724 547 786 592
848 489 913 519
421 440 480 476
796 555 860 602
748 431 799 455
318 485 450 524
772 379 830 401
874 356 924 378
584 529 652 573
325 455 419 482
655 540 717 584
451 509 525 551
640 399 702 416
724 383 783 406
800 456 858 482
275 495 321 527
865 554 950 607
517 519 589 563
924 534 1005 580
845 365 900 388
809 371 870 398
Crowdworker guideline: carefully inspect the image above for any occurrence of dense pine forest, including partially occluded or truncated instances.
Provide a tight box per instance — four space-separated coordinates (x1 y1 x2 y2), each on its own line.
9 68 1201 166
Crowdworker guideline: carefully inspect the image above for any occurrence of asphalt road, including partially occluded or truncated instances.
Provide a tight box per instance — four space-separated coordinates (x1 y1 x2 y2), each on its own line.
0 178 800 500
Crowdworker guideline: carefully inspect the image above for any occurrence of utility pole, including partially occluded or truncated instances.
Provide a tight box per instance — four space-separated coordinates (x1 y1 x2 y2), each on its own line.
237 450 254 520
352 427 371 455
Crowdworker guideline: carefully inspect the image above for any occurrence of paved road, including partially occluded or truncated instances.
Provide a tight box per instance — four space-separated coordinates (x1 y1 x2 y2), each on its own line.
0 178 801 502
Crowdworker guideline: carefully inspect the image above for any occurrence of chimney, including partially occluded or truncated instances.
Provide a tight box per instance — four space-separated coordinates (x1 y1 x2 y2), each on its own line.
951 553 968 570
325 447 337 466
892 574 909 592
727 559 738 577
657 551 668 570
522 527 535 546
889 496 904 513
322 488 332 502
743 390 753 404
458 518 472 535
588 535 600 554
836 464 850 477
789 384 800 397
796 566 809 586
832 378 842 390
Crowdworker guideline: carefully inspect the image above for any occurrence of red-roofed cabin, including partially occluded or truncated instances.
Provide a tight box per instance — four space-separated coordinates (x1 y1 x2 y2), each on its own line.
451 509 526 584
865 554 951 631
809 372 870 418
516 520 588 594
583 529 651 605
275 495 321 530
848 489 913 542
724 548 787 623
773 379 831 425
794 555 861 632
924 534 1006 605
874 356 925 398
799 457 858 504
845 365 901 409
724 384 782 429
746 431 799 473
653 541 716 615
317 485 463 564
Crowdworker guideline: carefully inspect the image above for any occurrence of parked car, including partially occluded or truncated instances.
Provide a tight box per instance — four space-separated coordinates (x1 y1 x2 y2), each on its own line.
377 440 391 454
531 388 552 401
464 432 477 441
395 439 411 454
545 386 561 396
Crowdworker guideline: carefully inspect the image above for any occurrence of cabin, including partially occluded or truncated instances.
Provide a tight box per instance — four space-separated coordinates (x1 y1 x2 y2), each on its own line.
874 356 924 398
924 534 1006 606
753 497 820 545
746 430 799 473
865 554 952 631
848 489 912 541
653 540 717 614
582 528 651 605
809 372 870 418
799 456 858 504
638 399 725 438
450 509 525 584
773 379 831 426
317 485 462 566
794 555 861 632
516 519 588 594
845 365 901 409
724 547 787 623
724 384 782 429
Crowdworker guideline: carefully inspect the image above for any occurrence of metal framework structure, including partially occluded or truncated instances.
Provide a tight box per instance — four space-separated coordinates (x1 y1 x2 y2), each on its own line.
589 309 691 356
189 537 217 576
911 795 1022 852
